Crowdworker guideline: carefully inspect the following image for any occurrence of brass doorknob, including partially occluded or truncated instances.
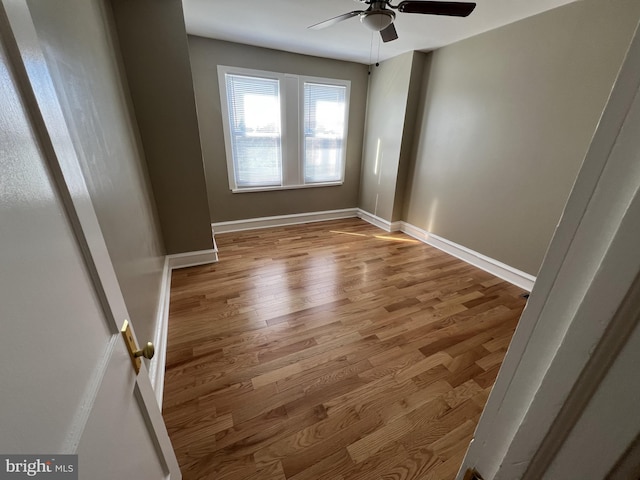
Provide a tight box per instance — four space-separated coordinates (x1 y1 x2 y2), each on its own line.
134 342 155 360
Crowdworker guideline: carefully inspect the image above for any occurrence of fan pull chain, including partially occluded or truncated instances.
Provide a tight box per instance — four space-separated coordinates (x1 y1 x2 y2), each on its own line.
369 29 374 69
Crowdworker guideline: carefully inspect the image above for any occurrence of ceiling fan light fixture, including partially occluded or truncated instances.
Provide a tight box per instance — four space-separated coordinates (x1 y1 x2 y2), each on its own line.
360 11 395 32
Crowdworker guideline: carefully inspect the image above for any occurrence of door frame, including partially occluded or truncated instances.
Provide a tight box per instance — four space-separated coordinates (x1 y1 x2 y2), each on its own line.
0 0 180 476
457 18 640 480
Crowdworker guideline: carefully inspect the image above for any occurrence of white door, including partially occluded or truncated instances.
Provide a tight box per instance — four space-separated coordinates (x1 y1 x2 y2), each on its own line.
0 1 180 478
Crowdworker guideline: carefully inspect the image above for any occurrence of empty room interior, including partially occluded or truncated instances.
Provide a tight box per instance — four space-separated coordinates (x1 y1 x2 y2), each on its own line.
3 0 640 478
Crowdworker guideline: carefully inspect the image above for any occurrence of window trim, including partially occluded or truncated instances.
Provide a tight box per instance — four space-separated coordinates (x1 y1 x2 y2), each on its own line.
217 66 286 191
217 65 350 193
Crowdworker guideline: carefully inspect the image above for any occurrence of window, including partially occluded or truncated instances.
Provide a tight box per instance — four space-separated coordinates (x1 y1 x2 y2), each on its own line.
224 74 282 187
218 66 350 192
303 82 346 184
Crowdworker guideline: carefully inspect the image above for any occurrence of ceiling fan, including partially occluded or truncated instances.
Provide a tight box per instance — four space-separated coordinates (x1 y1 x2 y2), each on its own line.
309 0 477 43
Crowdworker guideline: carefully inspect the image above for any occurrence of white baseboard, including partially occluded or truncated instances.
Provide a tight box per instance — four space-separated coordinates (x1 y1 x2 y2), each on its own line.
389 221 402 232
211 208 359 233
399 221 536 291
356 209 401 232
149 248 219 408
167 248 218 269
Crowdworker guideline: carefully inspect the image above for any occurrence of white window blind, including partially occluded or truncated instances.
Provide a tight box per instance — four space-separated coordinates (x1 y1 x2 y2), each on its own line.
303 82 347 184
225 73 282 187
218 66 350 192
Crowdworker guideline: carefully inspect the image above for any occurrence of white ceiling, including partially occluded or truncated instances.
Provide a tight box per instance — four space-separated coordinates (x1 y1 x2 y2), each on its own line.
183 0 580 65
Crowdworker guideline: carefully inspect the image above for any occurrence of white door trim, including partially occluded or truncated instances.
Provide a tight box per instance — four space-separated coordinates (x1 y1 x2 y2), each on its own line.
457 19 640 480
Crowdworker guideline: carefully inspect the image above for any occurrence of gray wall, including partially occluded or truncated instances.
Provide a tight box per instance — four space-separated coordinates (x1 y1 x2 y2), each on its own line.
188 36 369 223
110 0 213 254
27 0 165 343
359 52 414 222
359 51 426 223
402 0 640 275
393 52 426 222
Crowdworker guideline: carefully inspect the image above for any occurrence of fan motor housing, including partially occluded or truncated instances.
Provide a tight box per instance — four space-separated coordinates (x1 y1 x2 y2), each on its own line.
360 9 395 31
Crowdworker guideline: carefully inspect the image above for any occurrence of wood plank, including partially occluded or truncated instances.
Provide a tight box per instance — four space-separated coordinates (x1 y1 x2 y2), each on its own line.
347 415 413 463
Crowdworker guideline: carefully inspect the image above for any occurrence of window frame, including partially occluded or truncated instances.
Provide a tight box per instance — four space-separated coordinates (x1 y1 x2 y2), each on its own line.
217 65 350 193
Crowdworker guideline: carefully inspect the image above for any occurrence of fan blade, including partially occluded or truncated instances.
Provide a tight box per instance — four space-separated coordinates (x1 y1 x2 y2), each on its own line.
308 11 363 30
397 1 476 17
380 23 398 42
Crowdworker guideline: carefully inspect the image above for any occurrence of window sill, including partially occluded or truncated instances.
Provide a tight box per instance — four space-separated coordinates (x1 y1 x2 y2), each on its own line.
231 182 343 194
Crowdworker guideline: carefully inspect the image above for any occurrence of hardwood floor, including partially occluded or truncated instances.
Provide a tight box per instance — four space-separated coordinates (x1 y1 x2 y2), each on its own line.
163 218 526 480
